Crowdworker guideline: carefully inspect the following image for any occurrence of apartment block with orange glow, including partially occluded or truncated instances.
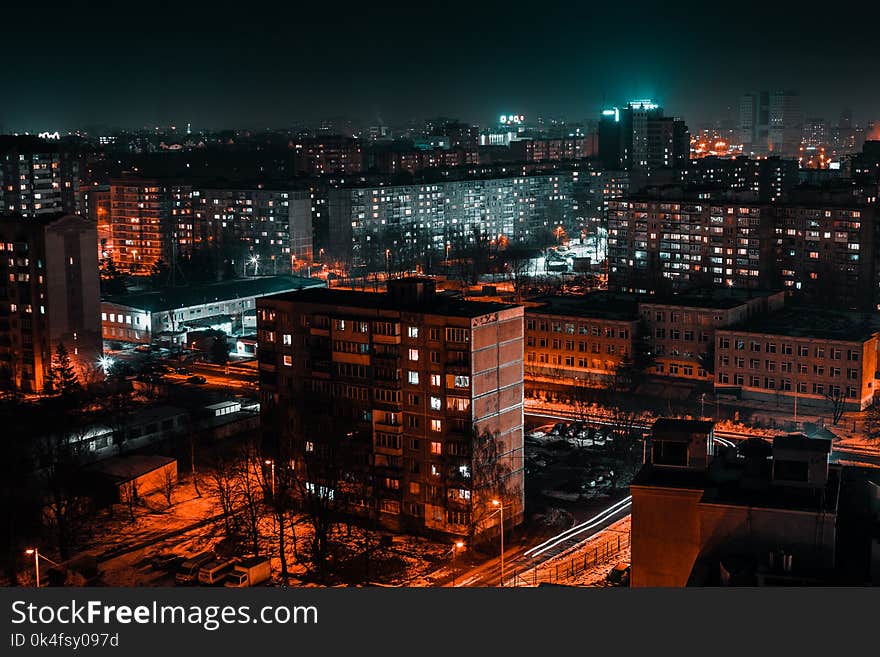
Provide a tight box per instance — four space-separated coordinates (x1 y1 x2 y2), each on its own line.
109 177 170 274
257 278 524 538
714 307 880 412
639 289 785 382
523 294 638 390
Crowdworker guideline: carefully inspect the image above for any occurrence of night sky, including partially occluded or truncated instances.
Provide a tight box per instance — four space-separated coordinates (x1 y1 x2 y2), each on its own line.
3 0 879 132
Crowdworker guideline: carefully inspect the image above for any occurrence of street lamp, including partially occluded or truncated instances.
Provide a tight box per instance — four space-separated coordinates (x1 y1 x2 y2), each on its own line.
265 459 275 498
700 393 706 419
249 255 260 276
491 499 505 587
450 541 465 587
25 548 39 588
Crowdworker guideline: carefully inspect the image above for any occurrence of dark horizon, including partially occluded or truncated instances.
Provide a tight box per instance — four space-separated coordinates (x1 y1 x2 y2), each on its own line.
3 1 880 132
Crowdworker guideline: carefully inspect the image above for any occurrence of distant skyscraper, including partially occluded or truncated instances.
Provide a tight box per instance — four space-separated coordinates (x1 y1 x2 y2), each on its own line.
598 100 689 187
768 91 802 156
739 91 801 156
738 92 769 151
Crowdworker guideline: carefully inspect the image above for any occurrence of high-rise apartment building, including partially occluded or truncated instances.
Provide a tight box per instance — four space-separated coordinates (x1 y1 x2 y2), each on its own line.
257 278 525 537
598 101 689 183
608 190 878 310
1 136 80 218
109 177 170 274
0 214 101 393
740 91 802 156
326 173 573 269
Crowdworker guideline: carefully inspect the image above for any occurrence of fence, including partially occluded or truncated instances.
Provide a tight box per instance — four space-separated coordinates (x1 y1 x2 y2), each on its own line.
508 531 630 587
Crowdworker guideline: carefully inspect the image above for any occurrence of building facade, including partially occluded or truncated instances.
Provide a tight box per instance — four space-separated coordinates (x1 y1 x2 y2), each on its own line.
524 295 638 389
714 307 879 412
101 275 324 345
0 214 101 392
327 173 573 268
257 278 525 538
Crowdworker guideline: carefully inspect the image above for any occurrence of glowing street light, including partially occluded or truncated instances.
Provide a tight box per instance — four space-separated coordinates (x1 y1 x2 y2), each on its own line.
450 540 465 587
265 459 275 498
249 254 260 276
25 548 39 588
98 355 115 375
491 499 505 587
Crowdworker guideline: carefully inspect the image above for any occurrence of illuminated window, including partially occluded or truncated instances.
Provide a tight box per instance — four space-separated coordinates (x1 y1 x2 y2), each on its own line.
430 441 442 455
283 355 292 367
430 419 442 432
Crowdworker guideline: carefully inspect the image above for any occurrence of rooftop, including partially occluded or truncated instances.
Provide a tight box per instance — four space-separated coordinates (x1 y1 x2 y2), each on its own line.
653 418 714 441
721 306 880 341
641 288 782 310
526 293 639 321
85 454 176 483
263 284 519 319
103 275 324 312
633 461 841 514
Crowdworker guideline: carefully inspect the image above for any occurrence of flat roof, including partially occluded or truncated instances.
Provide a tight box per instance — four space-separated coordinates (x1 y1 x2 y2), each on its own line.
526 294 639 321
263 286 519 319
633 462 841 514
86 455 176 483
773 434 832 453
720 307 880 341
103 275 324 312
641 288 782 310
652 418 714 440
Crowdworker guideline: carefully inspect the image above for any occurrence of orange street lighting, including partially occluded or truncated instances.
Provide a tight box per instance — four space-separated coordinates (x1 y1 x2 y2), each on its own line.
491 499 505 587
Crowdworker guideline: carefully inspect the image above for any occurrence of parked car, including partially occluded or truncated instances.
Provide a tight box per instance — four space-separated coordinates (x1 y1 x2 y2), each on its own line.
175 551 215 585
223 556 271 587
151 553 185 572
175 366 190 375
198 558 236 586
187 375 207 384
606 562 631 586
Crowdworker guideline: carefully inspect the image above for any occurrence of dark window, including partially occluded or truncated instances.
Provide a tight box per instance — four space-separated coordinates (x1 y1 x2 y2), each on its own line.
652 440 688 467
774 459 808 482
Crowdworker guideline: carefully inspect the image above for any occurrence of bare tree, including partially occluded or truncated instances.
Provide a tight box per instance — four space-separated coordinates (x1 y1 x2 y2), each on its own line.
825 388 847 426
161 467 175 508
210 458 240 538
119 480 139 523
237 440 265 556
468 427 523 547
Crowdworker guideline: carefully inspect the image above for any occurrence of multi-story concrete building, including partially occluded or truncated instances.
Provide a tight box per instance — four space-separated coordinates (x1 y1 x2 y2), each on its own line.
101 275 323 346
327 173 573 269
192 187 313 274
597 100 689 184
0 214 101 393
524 294 638 390
740 91 802 157
109 177 170 274
631 419 841 586
714 307 879 412
639 289 785 382
678 156 799 203
257 278 525 538
608 196 777 294
1 136 80 218
291 137 363 175
608 190 879 310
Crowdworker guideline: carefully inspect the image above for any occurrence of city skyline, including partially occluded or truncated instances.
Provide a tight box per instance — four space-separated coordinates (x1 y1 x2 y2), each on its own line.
4 1 880 132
